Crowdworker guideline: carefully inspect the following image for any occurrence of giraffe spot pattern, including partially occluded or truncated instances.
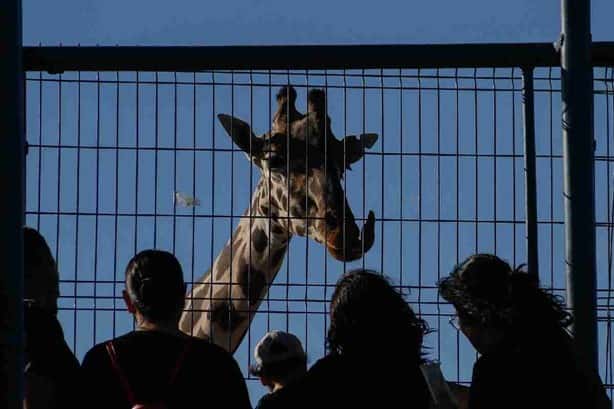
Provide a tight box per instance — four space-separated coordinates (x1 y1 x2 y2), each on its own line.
238 265 268 306
208 301 246 332
291 205 304 218
251 228 268 253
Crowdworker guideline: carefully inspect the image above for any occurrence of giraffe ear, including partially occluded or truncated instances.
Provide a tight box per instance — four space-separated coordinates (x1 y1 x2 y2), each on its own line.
217 114 263 156
339 133 379 168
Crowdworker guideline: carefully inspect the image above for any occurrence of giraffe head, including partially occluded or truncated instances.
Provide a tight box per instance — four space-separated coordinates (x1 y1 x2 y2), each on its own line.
218 86 377 261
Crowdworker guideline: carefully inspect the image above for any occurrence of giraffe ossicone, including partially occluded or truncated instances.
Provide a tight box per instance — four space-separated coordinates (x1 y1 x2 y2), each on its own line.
180 86 378 352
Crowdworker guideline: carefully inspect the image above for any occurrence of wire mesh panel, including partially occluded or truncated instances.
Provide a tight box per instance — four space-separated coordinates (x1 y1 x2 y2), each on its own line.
23 63 613 404
594 67 614 399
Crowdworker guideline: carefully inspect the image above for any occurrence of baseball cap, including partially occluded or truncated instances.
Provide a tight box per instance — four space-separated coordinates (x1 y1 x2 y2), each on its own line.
250 331 306 376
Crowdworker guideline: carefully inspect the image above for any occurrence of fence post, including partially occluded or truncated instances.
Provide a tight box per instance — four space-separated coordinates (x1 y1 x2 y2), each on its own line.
0 0 24 407
561 0 598 371
521 67 539 278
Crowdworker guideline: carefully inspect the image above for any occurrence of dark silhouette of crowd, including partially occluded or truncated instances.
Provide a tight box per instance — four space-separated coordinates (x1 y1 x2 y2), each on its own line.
17 227 611 408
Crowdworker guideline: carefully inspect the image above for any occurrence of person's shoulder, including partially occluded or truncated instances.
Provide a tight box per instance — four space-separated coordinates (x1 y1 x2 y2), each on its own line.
82 340 111 365
184 337 240 368
82 333 135 367
188 336 232 356
255 392 276 409
310 353 340 369
257 385 305 409
307 353 346 378
297 354 344 393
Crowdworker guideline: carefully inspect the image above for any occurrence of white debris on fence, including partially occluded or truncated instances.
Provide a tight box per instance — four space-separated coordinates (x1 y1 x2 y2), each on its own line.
174 191 201 207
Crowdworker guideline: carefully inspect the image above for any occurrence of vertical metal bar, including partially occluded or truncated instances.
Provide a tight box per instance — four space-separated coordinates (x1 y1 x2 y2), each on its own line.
380 69 385 274
561 0 598 370
153 72 159 249
284 71 290 333
454 68 461 381
266 70 271 334
548 67 555 287
94 72 101 343
399 69 404 290
493 68 498 254
473 68 479 252
113 71 120 338
511 67 517 265
189 71 196 337
172 72 178 253
209 72 216 338
133 72 140 332
304 69 309 365
361 69 366 272
0 0 24 407
230 70 236 348
608 67 614 401
417 68 423 314
436 68 442 362
521 67 539 277
74 71 81 350
37 69 42 230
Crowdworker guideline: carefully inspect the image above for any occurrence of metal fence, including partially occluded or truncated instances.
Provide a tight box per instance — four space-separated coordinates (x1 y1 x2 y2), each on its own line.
21 45 614 404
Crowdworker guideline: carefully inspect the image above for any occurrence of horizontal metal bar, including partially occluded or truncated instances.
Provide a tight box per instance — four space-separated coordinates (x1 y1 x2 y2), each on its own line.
22 42 614 73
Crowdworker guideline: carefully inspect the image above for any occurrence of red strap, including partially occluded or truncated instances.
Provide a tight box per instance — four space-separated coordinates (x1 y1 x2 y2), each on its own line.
106 341 138 406
105 338 193 405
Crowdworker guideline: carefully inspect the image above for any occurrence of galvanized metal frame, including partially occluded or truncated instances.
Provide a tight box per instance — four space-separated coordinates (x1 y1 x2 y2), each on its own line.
561 0 598 371
23 42 614 72
13 35 614 404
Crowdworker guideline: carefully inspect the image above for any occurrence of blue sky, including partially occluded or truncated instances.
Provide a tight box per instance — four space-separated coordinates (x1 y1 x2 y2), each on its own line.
23 1 614 405
23 0 614 46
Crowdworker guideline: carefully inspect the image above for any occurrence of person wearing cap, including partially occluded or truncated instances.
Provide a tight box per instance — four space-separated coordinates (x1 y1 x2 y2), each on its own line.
23 227 80 408
438 253 610 409
250 331 307 409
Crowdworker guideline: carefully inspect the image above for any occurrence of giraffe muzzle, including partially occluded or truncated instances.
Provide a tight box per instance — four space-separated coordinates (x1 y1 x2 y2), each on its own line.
326 210 375 261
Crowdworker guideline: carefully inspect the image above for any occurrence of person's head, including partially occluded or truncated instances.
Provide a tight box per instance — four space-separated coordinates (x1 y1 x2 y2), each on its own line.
24 227 60 314
122 250 187 327
327 269 428 361
438 253 572 354
249 331 307 392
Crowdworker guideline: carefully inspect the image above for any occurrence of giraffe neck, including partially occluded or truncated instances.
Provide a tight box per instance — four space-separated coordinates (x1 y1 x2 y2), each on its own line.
180 178 292 352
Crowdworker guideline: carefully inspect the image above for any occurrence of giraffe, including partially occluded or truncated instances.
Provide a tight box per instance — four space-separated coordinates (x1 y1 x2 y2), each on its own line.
179 86 379 352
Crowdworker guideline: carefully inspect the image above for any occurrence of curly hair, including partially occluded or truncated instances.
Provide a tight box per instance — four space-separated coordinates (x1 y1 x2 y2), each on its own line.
327 269 428 362
438 254 572 332
125 250 186 322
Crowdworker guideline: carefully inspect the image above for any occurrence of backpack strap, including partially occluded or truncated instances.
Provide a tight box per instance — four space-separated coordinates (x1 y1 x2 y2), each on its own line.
106 341 138 406
106 337 193 405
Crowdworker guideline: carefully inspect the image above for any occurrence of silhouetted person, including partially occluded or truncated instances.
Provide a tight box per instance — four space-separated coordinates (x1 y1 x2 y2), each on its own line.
273 269 430 408
80 250 251 409
250 331 307 409
438 253 611 409
23 227 80 409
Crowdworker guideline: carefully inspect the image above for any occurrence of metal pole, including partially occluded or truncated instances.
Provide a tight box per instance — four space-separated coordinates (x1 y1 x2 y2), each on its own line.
521 67 539 278
0 0 24 407
561 0 598 371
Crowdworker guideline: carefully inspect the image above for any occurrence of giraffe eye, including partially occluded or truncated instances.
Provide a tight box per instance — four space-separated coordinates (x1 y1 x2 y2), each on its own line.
267 155 286 171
